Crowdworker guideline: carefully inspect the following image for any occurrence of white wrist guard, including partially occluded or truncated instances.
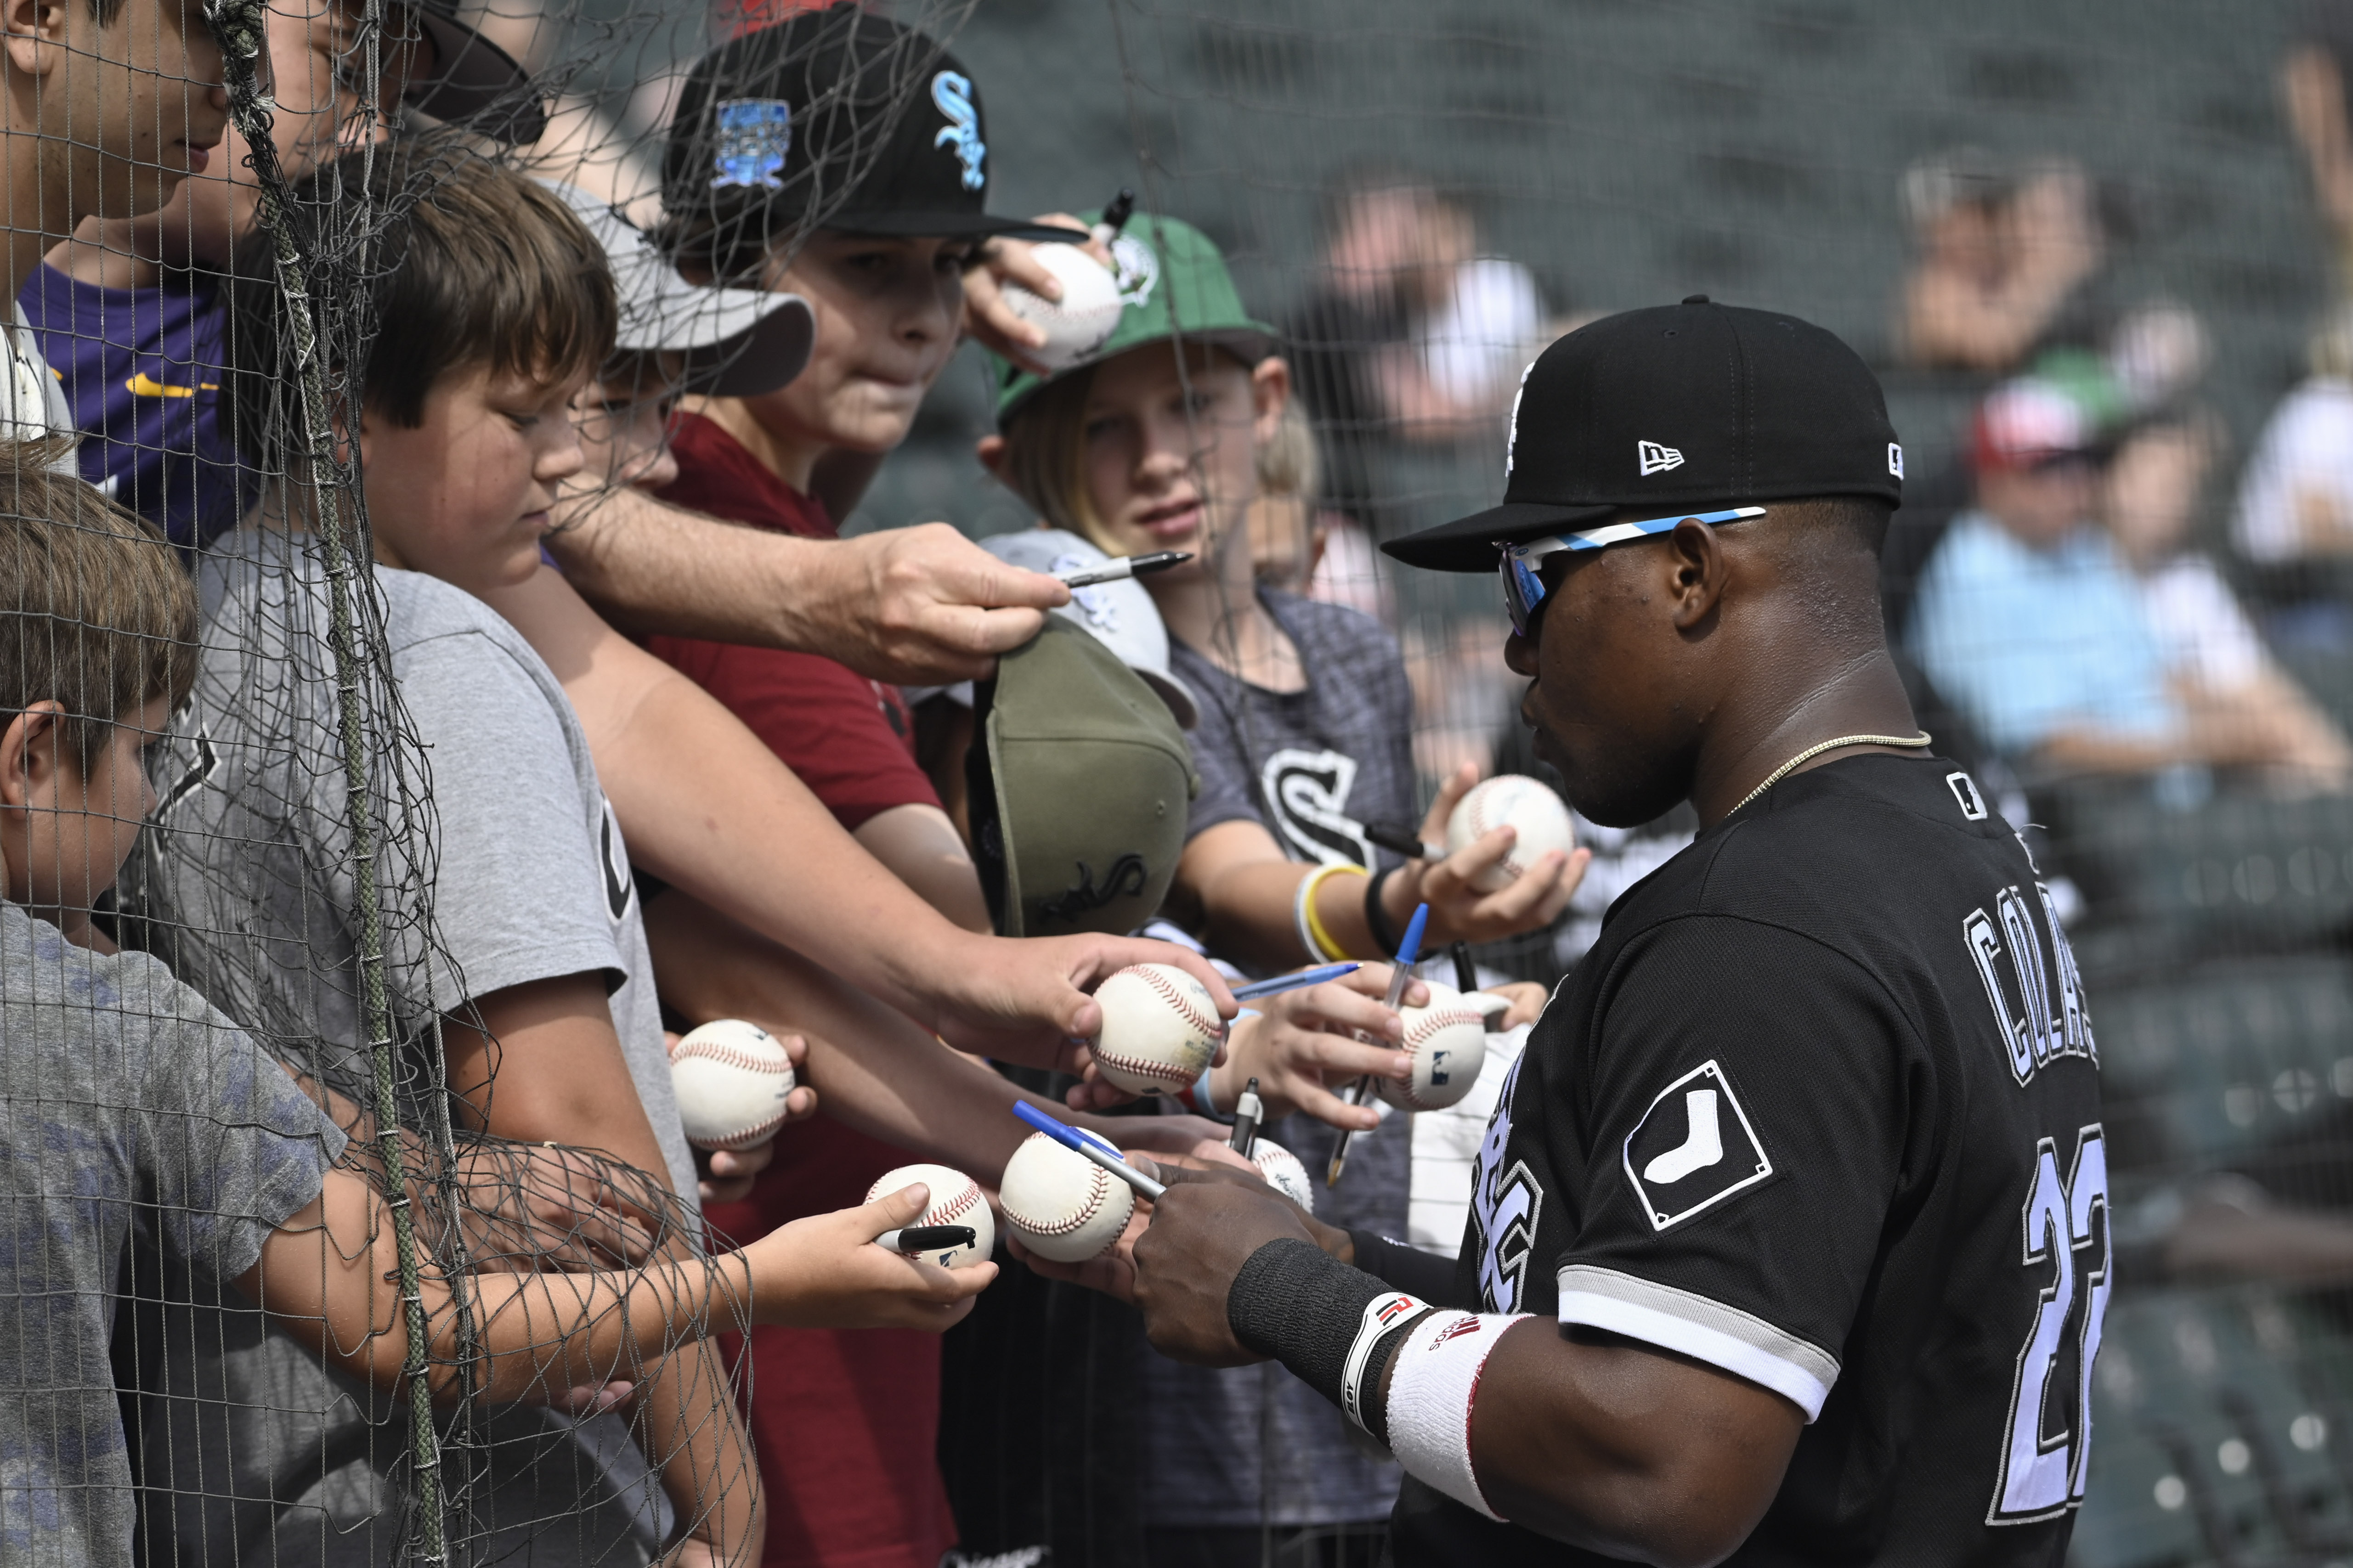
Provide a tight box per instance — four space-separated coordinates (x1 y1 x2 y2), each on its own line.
1383 1309 1530 1522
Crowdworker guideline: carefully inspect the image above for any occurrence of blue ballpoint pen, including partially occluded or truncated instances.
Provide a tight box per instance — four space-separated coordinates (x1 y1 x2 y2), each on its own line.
1326 903 1429 1187
1231 962 1359 1003
1011 1100 1168 1201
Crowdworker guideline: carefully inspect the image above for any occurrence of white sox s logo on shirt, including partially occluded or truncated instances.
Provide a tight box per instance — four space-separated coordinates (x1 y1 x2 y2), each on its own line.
1471 1051 1543 1313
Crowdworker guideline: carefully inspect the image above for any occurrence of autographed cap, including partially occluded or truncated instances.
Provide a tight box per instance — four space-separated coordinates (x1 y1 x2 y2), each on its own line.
542 180 814 397
1385 297 1905 572
664 9 1083 263
967 619 1197 939
990 211 1276 424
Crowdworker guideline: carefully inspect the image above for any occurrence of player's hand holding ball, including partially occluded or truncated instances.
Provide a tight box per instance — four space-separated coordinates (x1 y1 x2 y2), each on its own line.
739 1179 997 1331
1376 763 1590 948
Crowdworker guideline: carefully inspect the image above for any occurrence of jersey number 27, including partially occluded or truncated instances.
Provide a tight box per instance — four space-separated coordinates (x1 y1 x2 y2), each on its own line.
1989 1126 2109 1525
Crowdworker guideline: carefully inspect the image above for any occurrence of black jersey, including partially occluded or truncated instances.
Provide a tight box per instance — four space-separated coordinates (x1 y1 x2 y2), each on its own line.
1396 755 2105 1567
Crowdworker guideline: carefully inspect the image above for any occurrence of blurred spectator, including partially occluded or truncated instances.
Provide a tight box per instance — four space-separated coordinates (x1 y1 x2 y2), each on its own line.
1909 379 2196 779
1246 399 1327 592
1894 149 2104 373
2233 303 2353 564
2107 412 2353 793
1287 171 1555 530
2283 2 2353 296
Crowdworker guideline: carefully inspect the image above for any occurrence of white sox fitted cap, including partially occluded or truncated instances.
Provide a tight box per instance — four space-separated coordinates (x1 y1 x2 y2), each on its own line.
540 179 815 398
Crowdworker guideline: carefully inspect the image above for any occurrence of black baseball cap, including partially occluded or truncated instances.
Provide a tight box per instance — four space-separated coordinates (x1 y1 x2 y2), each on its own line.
663 10 1083 255
1384 297 1905 572
402 0 543 146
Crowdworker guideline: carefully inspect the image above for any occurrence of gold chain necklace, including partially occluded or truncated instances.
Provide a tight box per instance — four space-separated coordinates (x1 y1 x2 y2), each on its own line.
1730 731 1934 816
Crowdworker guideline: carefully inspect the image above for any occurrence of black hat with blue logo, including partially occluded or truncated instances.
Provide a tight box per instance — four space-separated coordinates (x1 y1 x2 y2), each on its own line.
663 9 1081 271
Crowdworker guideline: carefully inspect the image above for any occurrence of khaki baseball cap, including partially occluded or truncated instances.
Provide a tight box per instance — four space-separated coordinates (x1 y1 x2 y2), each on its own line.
967 619 1197 938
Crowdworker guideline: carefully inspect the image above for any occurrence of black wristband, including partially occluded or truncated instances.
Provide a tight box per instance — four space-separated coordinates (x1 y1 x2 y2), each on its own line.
1362 864 1402 958
1348 1228 1469 1305
1227 1237 1386 1412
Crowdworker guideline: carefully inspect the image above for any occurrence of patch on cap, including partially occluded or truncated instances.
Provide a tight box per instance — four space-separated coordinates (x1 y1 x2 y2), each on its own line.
712 99 791 191
1888 442 1904 479
1637 439 1684 476
931 70 986 192
1109 234 1159 307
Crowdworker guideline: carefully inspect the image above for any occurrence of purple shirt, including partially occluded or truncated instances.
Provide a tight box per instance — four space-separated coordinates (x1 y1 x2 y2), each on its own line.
19 264 249 548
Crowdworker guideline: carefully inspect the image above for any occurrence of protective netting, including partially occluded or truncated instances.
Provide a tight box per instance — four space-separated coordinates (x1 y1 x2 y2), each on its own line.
14 0 2353 1562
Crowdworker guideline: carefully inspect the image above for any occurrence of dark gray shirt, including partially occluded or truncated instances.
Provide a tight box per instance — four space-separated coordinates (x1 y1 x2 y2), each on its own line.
0 901 342 1566
1152 589 1420 1526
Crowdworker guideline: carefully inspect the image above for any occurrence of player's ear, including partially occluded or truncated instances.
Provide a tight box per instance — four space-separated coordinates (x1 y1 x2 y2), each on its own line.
1664 515 1730 632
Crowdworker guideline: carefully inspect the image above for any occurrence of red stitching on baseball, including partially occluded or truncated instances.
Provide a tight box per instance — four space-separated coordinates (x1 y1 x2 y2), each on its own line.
669 1040 791 1076
1005 1161 1114 1238
1091 1044 1202 1086
930 1179 984 1226
1127 965 1221 1041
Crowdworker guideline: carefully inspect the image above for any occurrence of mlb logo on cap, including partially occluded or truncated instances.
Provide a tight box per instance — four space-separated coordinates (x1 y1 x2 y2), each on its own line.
712 99 790 191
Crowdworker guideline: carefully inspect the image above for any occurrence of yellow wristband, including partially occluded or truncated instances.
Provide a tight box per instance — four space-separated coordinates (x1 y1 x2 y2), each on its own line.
1297 862 1371 962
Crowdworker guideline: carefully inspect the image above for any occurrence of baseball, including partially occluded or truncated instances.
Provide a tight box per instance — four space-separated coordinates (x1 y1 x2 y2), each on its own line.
999 243 1125 372
864 1162 995 1269
1446 774 1578 893
1378 981 1491 1111
1250 1139 1316 1212
999 1129 1137 1263
1089 963 1222 1096
668 1019 796 1151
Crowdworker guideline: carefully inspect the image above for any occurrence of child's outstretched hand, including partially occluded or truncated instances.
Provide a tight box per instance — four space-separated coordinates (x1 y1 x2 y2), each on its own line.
741 1182 996 1331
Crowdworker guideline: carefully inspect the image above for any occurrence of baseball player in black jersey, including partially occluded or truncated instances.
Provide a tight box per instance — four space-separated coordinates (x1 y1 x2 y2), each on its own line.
1032 299 2107 1565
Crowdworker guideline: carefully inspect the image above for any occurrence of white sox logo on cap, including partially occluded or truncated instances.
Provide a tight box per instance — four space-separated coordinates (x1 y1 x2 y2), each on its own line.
931 71 985 191
1638 439 1684 476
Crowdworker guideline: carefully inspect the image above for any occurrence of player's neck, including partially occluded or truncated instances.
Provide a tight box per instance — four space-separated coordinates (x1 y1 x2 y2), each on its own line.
1690 643 1921 829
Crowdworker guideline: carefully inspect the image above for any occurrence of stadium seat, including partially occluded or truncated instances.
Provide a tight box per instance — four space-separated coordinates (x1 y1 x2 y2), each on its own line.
2094 960 2353 1178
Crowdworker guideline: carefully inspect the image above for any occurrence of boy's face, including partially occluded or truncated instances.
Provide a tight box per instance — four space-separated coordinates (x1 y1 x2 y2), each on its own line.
1077 343 1285 584
154 0 413 266
13 0 231 230
736 231 971 458
361 362 589 598
0 696 164 934
569 353 682 493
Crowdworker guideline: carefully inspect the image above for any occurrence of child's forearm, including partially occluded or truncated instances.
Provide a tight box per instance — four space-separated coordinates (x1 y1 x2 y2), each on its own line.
632 1337 765 1559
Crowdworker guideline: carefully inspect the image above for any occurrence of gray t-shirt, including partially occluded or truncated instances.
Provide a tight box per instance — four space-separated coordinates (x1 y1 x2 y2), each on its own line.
0 900 342 1566
134 528 688 1563
1153 589 1418 1527
1170 588 1418 874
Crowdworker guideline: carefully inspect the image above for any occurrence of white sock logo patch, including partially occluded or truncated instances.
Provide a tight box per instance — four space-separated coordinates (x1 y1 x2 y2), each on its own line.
1623 1060 1771 1230
1638 440 1684 475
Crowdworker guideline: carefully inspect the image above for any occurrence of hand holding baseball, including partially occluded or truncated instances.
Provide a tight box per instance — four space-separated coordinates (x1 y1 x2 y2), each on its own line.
962 211 1114 373
1213 966 1426 1130
1381 763 1590 947
741 1182 997 1331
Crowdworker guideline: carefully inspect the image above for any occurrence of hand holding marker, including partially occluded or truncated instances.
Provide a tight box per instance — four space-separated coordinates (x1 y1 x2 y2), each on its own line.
1056 551 1189 589
1327 902 1429 1187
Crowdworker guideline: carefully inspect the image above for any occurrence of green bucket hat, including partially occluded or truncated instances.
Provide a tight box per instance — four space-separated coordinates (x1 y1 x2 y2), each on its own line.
966 618 1199 938
992 210 1277 426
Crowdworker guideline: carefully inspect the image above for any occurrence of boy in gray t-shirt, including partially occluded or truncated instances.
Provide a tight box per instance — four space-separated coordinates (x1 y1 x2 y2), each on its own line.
138 144 760 1565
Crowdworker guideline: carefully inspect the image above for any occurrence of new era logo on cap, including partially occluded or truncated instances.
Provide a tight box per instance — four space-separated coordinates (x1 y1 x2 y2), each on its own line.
1381 298 1906 573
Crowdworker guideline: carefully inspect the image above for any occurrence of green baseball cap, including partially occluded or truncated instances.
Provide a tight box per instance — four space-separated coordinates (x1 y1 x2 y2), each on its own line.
992 210 1277 425
967 619 1198 938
